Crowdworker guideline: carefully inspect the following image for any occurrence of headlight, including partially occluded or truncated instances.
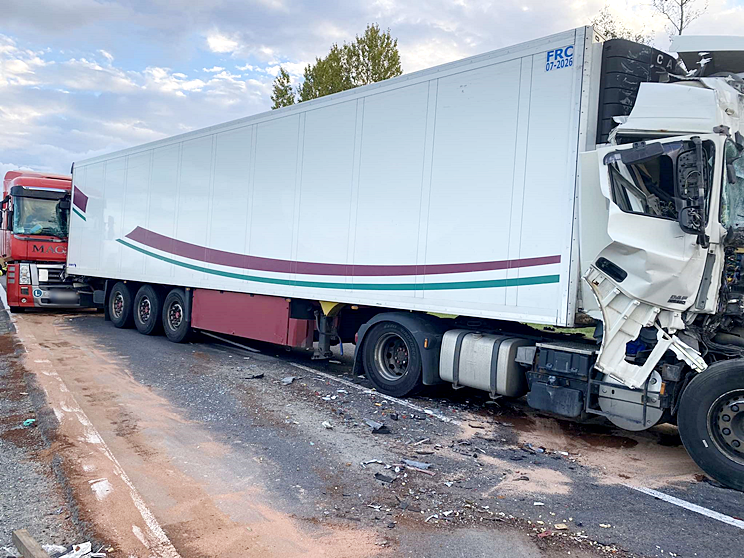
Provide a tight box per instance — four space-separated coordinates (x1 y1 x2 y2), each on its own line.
19 264 31 285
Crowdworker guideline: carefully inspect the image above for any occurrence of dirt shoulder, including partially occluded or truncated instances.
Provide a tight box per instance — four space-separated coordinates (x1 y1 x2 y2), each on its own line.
0 308 83 557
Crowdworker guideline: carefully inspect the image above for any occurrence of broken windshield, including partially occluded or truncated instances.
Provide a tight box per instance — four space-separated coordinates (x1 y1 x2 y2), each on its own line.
721 140 744 244
605 140 714 222
13 196 69 237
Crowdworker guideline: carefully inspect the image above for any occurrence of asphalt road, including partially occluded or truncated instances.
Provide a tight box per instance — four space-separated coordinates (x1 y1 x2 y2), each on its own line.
9 310 744 558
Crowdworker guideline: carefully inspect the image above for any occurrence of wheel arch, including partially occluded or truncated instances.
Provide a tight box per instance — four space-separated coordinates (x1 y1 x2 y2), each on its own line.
352 312 446 385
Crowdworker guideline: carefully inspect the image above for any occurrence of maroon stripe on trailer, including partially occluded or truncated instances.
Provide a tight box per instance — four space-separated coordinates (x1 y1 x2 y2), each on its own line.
72 186 88 212
125 226 561 277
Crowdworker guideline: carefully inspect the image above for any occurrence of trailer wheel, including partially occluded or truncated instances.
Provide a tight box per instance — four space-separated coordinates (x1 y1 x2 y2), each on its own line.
109 282 133 328
162 289 191 343
678 360 744 491
363 322 423 397
133 285 162 335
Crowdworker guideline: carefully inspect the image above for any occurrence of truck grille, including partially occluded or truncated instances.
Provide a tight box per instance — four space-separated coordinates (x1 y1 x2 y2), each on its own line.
39 267 65 284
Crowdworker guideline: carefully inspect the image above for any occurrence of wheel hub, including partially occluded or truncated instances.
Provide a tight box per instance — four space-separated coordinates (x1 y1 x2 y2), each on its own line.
112 292 124 319
168 302 183 330
710 390 744 465
374 333 409 382
138 296 151 322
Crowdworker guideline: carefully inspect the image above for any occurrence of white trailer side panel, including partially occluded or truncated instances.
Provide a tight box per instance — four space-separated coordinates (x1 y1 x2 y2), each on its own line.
68 27 597 326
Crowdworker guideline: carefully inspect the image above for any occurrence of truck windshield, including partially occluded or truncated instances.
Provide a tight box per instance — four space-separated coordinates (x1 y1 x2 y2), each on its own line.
607 155 678 219
722 139 744 246
13 196 69 237
606 140 714 221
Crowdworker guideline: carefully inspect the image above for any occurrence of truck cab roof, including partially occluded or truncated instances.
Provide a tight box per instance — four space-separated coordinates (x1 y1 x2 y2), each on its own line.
3 171 71 195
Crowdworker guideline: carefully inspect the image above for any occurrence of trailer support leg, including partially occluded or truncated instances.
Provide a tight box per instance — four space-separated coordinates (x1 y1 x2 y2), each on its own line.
313 313 336 360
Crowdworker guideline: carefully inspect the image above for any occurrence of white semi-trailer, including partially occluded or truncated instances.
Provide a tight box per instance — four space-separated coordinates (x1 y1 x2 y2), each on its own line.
67 27 744 490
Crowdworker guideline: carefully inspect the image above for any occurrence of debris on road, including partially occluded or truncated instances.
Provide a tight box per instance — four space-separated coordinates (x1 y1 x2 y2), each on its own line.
407 466 436 476
599 524 612 528
554 523 568 530
374 473 395 483
360 459 385 468
281 376 296 386
22 418 36 427
321 421 333 429
243 373 264 379
58 542 93 558
13 532 103 558
411 437 430 446
537 530 553 539
533 502 545 506
402 459 431 470
365 419 390 434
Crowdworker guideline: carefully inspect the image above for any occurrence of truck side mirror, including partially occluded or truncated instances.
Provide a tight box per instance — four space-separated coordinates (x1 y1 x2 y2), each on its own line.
58 199 71 210
679 206 704 234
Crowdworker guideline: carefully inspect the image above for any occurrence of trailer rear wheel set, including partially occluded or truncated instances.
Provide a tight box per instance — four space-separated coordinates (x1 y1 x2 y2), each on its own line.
109 282 191 343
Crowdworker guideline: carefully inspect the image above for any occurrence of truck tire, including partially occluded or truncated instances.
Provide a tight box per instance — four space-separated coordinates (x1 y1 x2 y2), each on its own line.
678 360 744 491
133 285 162 336
162 289 191 343
363 322 423 397
109 282 133 328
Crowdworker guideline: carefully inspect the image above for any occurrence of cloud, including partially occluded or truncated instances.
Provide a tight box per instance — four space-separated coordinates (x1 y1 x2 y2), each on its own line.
99 49 114 63
3 0 744 176
262 61 307 78
206 31 241 54
0 33 273 173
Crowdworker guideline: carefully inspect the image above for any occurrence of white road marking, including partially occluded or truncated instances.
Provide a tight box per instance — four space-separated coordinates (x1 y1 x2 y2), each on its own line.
62 384 181 556
624 484 744 530
17 333 181 557
89 478 113 501
289 362 460 425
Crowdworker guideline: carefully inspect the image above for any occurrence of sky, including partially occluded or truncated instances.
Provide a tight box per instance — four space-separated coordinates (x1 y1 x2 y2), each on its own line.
2 0 744 175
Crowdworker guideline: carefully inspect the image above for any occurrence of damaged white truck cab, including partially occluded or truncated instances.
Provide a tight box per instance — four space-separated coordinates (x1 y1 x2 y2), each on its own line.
577 46 744 487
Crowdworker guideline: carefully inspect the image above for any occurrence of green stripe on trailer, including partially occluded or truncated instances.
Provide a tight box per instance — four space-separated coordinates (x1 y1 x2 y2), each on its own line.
73 208 86 221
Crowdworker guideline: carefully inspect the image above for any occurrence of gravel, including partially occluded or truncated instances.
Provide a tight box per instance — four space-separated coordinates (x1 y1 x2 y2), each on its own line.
0 308 80 557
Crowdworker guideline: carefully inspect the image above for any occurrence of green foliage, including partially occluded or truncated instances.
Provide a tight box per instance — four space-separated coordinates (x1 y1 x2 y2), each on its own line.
297 44 352 103
345 23 403 87
270 67 295 110
271 23 402 105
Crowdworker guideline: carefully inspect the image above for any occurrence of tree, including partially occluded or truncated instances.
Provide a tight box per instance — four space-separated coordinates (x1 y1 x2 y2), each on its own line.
297 44 352 103
270 23 403 107
345 23 403 87
591 5 652 45
270 67 295 110
651 0 708 36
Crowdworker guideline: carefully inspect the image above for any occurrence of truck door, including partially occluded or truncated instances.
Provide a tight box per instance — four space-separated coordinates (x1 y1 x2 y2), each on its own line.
584 134 722 389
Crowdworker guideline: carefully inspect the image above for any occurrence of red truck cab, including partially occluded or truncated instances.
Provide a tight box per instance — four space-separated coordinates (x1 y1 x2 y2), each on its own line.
1 170 93 311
